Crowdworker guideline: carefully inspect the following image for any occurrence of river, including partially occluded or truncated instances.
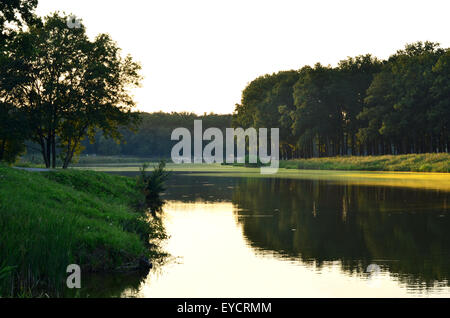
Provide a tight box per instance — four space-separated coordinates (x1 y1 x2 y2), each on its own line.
76 170 450 297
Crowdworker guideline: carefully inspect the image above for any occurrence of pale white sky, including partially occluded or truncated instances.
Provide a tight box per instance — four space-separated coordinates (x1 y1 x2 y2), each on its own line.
37 0 450 114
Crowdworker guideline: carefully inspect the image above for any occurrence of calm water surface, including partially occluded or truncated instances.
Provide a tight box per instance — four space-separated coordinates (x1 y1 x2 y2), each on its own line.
80 172 450 297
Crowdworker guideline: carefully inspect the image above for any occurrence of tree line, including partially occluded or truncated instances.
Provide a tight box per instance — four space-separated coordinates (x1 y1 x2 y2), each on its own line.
1 2 141 167
233 42 450 159
21 112 232 160
81 112 232 158
2 2 448 165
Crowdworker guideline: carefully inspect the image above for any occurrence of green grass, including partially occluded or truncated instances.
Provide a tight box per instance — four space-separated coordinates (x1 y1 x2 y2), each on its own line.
73 155 164 166
13 162 46 169
16 155 162 168
0 165 166 297
280 153 450 173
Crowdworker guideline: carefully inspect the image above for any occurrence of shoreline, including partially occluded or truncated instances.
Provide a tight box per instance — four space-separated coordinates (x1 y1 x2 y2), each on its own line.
0 165 166 297
72 164 450 192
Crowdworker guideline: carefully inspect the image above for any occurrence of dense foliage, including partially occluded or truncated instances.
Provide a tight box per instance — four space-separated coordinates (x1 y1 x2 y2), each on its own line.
81 112 232 158
138 161 171 214
233 42 450 159
0 0 38 43
0 0 37 163
1 11 141 168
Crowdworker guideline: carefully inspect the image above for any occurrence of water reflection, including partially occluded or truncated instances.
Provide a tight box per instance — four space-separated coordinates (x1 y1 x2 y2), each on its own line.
83 172 450 297
65 271 147 298
231 178 450 291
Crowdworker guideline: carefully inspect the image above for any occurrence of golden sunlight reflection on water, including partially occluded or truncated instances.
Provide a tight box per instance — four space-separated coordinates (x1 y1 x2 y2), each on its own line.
120 201 450 298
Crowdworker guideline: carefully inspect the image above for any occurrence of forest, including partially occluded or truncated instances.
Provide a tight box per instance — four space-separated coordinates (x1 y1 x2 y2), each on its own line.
71 42 450 161
233 41 450 159
2 2 449 165
82 112 232 158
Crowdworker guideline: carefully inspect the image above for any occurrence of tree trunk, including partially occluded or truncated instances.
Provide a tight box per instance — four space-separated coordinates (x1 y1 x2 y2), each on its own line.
39 136 50 168
0 139 6 161
52 133 56 168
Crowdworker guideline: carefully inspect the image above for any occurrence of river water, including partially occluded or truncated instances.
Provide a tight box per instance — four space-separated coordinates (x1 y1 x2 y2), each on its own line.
78 171 450 297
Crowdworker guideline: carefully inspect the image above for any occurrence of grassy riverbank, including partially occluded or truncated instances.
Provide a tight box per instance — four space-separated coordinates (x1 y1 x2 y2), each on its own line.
15 155 162 168
0 165 166 297
280 153 450 173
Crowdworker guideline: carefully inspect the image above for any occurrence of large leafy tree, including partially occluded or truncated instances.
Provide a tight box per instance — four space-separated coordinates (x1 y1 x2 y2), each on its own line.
233 70 300 159
337 55 382 154
357 71 396 154
290 57 382 158
292 64 343 157
0 0 38 163
6 13 141 168
0 44 27 162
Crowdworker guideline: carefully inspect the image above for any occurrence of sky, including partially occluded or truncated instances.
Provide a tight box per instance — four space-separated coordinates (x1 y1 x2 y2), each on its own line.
36 0 450 114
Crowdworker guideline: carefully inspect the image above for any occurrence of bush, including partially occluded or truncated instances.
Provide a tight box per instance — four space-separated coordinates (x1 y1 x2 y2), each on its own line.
138 161 171 214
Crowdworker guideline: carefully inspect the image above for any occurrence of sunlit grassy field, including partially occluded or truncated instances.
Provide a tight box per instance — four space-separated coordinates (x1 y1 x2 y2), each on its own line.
280 153 450 173
73 162 450 192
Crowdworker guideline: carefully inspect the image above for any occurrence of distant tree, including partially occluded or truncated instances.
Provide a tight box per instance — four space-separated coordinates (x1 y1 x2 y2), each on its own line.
357 71 396 154
361 41 445 154
80 112 233 159
337 55 382 154
430 49 450 152
232 74 275 129
233 70 300 159
292 64 343 157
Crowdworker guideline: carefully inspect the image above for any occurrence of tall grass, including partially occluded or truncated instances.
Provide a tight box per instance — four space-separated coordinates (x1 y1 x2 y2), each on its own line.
0 165 166 297
137 161 171 214
280 153 450 173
